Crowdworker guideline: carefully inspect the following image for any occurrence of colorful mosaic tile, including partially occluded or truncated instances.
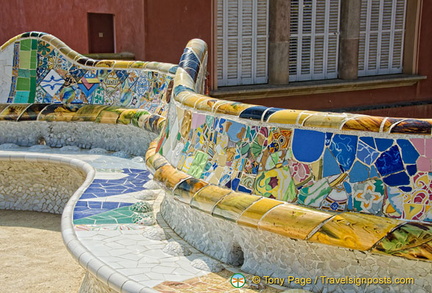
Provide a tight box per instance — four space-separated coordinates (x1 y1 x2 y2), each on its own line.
2 35 174 111
80 168 151 200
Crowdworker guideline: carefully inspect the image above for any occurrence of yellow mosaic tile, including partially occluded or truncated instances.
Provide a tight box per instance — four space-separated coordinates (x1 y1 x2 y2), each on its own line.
153 165 191 191
0 104 28 121
194 98 220 112
181 93 208 109
118 109 139 125
38 105 81 122
174 69 194 90
0 104 9 115
213 192 261 222
237 198 284 229
58 46 74 58
146 154 169 174
95 60 115 68
42 35 62 48
190 185 232 213
173 178 208 204
71 105 108 122
129 61 146 69
302 112 348 129
213 101 255 116
308 212 402 251
111 60 131 69
373 241 432 261
95 109 120 124
297 111 316 125
342 115 386 132
258 204 332 240
265 109 303 125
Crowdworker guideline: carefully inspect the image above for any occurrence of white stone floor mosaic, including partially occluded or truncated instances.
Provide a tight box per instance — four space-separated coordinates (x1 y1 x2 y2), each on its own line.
0 146 289 293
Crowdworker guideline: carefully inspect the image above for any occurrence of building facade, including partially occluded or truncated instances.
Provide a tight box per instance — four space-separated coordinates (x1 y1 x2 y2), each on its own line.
0 0 431 117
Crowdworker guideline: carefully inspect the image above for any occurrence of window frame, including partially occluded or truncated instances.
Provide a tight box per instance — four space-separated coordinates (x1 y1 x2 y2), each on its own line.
211 0 423 91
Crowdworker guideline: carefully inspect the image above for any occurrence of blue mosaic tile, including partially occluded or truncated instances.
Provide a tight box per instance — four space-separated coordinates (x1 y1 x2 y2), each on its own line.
383 171 410 186
179 48 200 81
115 70 129 84
73 206 135 225
407 164 417 176
375 138 394 152
357 140 379 165
397 139 420 165
347 194 354 210
263 107 284 122
375 145 404 177
323 148 341 177
80 168 151 199
225 120 246 143
329 134 358 172
349 161 370 183
239 106 268 120
73 201 133 220
292 129 325 163
360 136 375 149
325 133 333 146
370 166 379 178
400 186 413 192
343 182 352 194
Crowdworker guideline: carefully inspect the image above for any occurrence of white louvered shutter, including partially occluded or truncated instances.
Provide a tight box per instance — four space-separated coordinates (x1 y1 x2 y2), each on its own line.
358 0 406 76
217 0 269 86
289 0 340 82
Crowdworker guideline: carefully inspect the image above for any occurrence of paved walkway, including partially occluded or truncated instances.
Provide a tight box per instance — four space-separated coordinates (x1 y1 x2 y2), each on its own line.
0 210 84 292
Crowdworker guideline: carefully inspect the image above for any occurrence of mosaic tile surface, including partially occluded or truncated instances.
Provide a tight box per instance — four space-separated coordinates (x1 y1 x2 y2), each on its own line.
160 109 432 222
0 32 175 118
151 37 432 265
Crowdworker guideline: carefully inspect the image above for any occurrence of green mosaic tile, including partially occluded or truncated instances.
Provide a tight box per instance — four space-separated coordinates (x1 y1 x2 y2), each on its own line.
31 39 37 50
74 218 99 225
73 206 135 225
29 78 36 103
18 69 30 78
117 217 135 224
19 51 31 69
30 51 37 69
20 39 31 51
30 69 37 77
30 78 36 90
16 77 30 90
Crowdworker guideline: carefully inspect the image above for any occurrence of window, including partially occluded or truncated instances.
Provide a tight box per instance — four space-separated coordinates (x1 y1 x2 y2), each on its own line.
216 0 414 87
289 0 341 82
217 0 269 86
358 0 407 76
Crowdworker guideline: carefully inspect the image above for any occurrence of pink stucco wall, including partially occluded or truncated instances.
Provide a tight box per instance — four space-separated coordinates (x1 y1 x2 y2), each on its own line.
0 0 146 59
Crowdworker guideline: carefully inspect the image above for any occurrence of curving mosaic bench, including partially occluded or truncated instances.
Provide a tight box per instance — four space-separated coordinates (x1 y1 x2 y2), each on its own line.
0 32 431 292
147 40 432 290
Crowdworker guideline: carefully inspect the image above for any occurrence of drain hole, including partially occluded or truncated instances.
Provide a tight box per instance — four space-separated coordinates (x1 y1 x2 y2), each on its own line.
37 137 46 145
229 243 244 267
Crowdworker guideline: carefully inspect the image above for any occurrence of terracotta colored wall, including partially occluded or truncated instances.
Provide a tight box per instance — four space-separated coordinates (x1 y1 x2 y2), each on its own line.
0 0 145 59
143 0 213 66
